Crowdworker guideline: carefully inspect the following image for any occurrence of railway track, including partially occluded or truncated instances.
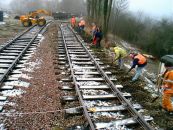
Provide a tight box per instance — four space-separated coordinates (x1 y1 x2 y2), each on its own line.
58 23 154 130
0 22 50 112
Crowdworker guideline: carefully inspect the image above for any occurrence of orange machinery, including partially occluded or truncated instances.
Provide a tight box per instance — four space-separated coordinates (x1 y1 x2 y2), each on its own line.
20 9 50 27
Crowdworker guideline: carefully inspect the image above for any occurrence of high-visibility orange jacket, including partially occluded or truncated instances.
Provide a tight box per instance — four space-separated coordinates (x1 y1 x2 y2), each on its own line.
163 70 173 94
71 17 76 24
134 54 147 65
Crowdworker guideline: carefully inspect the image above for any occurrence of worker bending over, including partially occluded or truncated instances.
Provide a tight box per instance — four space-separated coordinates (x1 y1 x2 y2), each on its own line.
128 52 147 82
113 46 127 69
93 27 103 48
70 16 76 28
162 63 173 115
91 23 97 39
79 18 85 32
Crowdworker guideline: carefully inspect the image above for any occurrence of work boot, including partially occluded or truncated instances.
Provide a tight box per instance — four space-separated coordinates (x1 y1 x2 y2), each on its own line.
130 80 137 83
167 111 173 116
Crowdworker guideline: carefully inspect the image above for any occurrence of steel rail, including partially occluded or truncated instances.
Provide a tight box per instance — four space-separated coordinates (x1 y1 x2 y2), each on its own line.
0 25 37 52
59 25 96 130
68 25 154 130
0 22 51 86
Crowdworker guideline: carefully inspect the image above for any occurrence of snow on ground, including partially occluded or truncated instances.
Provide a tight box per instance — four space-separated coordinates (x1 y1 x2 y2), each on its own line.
0 124 6 130
119 39 173 104
1 89 25 97
0 34 44 128
0 22 6 25
1 34 44 97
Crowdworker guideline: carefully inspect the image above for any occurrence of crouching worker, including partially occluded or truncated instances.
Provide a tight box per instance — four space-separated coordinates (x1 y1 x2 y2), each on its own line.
162 63 173 115
112 46 127 69
93 27 103 48
128 52 147 82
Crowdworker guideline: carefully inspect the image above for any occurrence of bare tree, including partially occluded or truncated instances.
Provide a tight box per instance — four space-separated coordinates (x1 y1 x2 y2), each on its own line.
112 0 128 33
60 0 86 16
86 0 114 35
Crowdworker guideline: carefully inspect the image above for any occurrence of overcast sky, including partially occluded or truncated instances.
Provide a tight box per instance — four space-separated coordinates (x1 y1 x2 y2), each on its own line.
1 0 173 19
128 0 173 19
0 0 11 4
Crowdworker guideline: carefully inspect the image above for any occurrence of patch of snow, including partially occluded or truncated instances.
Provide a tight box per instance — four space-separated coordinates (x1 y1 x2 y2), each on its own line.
124 63 131 69
0 22 5 25
84 100 112 107
22 59 42 72
1 89 25 97
0 124 6 130
38 34 45 42
4 81 30 88
9 74 31 80
82 90 109 95
77 81 101 86
0 101 16 107
91 111 124 119
12 69 22 74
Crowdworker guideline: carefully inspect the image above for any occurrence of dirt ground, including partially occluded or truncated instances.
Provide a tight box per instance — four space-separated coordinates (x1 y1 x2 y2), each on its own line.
89 46 173 129
0 19 25 44
79 26 173 129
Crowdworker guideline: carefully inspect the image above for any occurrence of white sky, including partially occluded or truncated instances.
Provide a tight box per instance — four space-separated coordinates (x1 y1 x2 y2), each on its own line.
128 0 173 19
1 0 173 19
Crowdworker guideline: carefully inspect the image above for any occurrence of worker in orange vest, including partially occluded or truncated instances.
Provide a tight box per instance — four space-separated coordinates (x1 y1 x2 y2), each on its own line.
71 16 76 28
128 52 147 82
161 63 173 115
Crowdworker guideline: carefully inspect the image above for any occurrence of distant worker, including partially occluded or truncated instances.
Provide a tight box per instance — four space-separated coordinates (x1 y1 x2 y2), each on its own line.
91 23 97 39
79 18 85 31
78 21 82 33
128 52 147 82
161 63 173 115
93 27 103 48
71 16 76 28
113 46 127 69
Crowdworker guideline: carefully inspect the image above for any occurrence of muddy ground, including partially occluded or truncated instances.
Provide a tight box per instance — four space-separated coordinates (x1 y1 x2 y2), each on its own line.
79 30 173 129
95 51 173 129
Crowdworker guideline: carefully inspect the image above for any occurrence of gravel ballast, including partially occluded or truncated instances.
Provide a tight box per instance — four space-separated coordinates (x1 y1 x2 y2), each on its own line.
1 23 62 129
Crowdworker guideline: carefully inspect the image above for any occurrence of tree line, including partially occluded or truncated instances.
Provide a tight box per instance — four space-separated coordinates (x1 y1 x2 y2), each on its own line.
9 0 172 58
86 0 172 58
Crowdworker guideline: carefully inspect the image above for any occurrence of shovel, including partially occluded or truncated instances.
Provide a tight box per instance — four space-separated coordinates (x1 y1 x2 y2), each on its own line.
151 68 163 103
